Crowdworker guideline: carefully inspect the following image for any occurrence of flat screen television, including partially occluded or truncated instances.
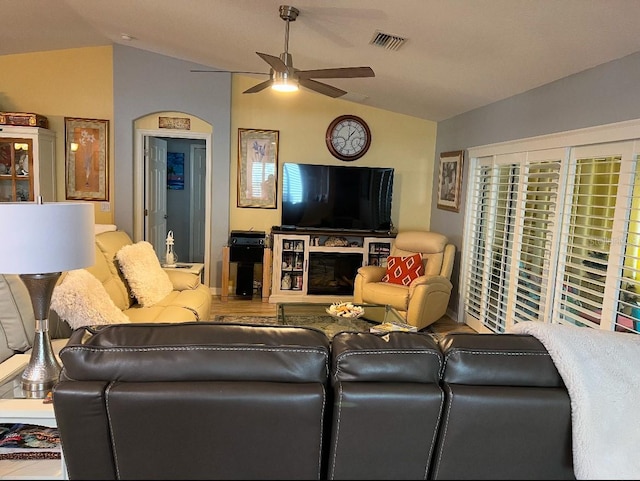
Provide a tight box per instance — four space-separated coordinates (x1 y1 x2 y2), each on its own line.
281 163 394 231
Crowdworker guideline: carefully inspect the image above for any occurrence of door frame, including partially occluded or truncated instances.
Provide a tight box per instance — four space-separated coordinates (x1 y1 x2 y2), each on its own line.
189 144 206 261
133 128 213 286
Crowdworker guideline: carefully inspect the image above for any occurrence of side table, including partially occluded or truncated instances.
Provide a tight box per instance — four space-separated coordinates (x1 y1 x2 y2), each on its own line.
162 262 205 283
0 354 67 480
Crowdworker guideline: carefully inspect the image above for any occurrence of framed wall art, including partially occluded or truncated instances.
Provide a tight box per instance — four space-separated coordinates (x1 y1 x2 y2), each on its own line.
237 128 279 208
167 152 185 190
437 150 464 212
65 117 109 201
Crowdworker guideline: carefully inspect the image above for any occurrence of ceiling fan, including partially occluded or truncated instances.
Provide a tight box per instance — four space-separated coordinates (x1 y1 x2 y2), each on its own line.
191 5 375 98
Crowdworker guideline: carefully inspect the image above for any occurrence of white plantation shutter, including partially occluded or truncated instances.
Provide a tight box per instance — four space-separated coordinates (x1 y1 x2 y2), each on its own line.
463 140 640 335
512 152 562 325
463 150 562 333
553 142 639 332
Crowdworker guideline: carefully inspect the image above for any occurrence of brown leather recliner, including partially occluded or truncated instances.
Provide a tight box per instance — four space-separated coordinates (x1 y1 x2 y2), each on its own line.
353 231 455 330
328 331 444 479
53 324 575 480
53 322 331 480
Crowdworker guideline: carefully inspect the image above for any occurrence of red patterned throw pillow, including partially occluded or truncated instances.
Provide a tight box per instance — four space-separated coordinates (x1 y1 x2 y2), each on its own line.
381 253 424 286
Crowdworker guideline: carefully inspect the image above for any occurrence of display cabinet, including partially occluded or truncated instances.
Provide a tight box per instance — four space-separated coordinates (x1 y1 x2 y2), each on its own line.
0 126 56 203
270 230 395 303
363 237 393 267
271 234 310 298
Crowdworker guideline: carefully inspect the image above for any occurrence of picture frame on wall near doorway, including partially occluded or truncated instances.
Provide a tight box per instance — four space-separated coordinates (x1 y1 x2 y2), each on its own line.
237 128 279 208
64 117 109 201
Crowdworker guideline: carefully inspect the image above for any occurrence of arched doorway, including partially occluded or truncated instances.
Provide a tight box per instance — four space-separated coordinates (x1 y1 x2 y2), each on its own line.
133 112 213 286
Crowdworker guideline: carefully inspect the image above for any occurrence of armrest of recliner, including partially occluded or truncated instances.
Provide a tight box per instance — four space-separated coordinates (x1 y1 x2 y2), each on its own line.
356 265 386 283
164 270 201 291
408 275 453 296
405 275 455 329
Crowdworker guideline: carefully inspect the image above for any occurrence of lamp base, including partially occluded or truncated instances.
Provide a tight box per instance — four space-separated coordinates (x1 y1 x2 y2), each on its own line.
19 273 62 398
21 320 60 396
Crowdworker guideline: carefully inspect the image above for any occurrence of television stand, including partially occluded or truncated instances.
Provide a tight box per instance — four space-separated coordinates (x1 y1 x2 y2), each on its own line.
269 229 395 303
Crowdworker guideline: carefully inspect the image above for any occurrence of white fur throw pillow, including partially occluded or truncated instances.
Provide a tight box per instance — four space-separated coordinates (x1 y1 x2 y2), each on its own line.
115 241 173 307
51 270 130 329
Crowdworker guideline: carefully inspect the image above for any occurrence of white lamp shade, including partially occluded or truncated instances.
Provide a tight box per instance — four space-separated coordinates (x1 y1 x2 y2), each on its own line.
0 202 95 274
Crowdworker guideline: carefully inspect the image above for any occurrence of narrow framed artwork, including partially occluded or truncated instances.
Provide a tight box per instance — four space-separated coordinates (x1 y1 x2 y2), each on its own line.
437 150 464 212
237 128 279 208
64 117 109 201
167 152 185 190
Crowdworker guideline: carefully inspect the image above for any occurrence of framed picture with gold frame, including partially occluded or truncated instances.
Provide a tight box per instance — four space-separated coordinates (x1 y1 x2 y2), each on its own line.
437 150 464 212
237 128 279 208
64 117 109 201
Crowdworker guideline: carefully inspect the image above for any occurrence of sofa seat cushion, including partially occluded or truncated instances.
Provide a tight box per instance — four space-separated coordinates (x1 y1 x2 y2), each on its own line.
360 281 409 312
124 284 211 322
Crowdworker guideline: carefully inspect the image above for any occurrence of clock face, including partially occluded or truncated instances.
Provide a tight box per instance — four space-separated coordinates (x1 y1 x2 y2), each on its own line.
326 115 371 161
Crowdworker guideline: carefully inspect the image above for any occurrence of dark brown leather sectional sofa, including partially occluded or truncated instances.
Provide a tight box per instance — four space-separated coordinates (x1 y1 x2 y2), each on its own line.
53 323 575 480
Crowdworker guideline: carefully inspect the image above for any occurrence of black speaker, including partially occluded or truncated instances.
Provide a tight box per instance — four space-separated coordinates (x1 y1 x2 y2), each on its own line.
229 230 266 263
236 262 255 298
229 245 264 263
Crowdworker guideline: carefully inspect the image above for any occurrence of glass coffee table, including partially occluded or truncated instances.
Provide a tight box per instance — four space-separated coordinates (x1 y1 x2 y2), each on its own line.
277 302 407 338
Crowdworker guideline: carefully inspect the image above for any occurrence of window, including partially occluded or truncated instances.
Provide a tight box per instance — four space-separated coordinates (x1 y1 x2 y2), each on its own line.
462 123 640 335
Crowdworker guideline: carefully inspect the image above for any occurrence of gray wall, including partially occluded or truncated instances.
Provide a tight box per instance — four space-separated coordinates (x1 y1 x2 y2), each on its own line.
431 51 640 320
113 45 231 290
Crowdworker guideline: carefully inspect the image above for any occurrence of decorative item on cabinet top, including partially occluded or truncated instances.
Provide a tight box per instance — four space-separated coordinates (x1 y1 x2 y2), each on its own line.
0 112 48 129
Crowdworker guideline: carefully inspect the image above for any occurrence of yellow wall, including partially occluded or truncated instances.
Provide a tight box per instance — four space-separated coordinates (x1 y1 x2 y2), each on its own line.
0 47 437 231
0 47 114 223
230 75 437 233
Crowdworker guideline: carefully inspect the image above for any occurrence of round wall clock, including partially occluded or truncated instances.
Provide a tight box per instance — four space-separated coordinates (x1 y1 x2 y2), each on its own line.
325 115 371 161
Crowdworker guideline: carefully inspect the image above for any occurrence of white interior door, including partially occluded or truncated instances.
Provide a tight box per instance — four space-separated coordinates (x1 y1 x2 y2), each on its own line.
190 145 206 262
146 136 168 259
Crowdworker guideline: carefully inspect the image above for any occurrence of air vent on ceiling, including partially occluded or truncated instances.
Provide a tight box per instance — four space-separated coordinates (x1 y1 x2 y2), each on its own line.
370 31 407 51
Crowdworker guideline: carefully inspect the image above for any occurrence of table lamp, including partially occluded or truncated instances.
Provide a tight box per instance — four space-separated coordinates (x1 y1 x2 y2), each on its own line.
0 197 94 396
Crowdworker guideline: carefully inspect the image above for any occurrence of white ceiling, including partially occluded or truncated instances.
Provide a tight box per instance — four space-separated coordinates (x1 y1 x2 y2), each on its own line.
5 0 640 122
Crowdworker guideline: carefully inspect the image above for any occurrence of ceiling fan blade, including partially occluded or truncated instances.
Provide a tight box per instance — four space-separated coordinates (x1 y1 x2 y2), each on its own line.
299 78 346 98
256 52 288 73
243 79 273 94
298 66 375 79
190 69 268 75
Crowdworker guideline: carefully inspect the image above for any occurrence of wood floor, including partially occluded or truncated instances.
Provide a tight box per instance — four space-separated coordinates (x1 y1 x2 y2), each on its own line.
210 296 476 335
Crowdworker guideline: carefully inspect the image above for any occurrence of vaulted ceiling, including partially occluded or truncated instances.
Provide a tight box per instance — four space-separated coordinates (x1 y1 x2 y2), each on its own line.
5 0 640 121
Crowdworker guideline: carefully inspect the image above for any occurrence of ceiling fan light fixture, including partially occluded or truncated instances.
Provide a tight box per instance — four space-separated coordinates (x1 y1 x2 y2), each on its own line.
271 71 299 92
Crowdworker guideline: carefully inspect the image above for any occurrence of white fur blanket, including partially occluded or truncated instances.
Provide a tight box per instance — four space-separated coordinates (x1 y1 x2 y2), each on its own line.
511 322 640 480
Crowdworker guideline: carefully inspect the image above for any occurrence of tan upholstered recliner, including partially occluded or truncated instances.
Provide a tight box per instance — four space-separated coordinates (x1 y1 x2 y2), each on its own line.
353 231 455 330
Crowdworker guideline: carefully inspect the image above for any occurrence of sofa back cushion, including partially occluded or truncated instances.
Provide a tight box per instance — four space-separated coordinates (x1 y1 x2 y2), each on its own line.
91 231 136 310
55 323 331 480
391 231 449 277
432 333 573 480
0 274 35 362
328 332 443 480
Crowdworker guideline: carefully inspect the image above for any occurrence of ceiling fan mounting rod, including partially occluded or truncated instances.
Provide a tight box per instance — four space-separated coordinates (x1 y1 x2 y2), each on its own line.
242 4 372 98
280 5 299 58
